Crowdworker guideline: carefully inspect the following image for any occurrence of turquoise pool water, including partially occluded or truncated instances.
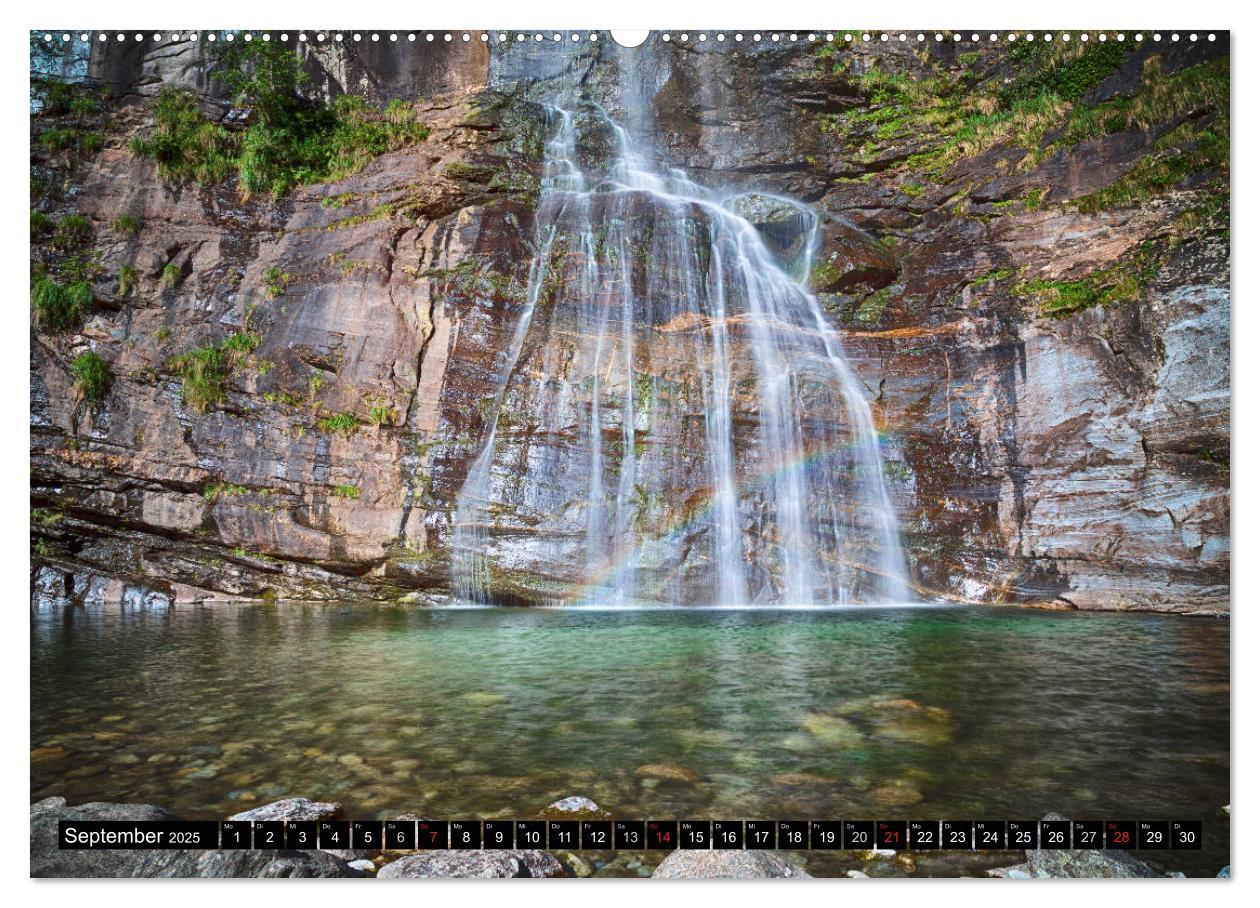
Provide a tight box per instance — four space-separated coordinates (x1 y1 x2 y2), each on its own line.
30 604 1229 876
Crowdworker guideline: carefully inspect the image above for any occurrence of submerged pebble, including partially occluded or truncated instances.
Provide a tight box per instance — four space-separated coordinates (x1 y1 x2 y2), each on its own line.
801 713 865 748
634 763 700 782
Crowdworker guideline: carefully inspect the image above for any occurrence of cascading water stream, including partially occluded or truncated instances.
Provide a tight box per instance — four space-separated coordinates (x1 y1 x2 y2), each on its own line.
452 102 912 606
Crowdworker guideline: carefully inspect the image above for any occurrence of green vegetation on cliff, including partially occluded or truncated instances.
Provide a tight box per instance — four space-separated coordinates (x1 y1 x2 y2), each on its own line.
168 345 230 412
160 263 182 289
70 351 112 405
30 207 102 332
1076 129 1226 214
168 330 260 412
442 161 497 183
30 210 53 235
204 482 249 501
31 275 93 332
52 214 91 250
32 79 108 159
31 77 103 117
1013 241 1161 319
315 412 361 436
37 127 77 152
116 265 137 299
1001 40 1127 104
111 214 141 237
263 266 292 299
129 42 429 198
1057 56 1228 147
821 42 1227 215
821 44 1045 169
129 89 237 185
1070 58 1229 213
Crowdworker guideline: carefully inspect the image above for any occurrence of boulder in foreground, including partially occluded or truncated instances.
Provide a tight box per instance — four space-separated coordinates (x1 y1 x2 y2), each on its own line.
377 850 565 879
228 797 342 822
31 797 358 878
988 813 1157 878
652 850 811 879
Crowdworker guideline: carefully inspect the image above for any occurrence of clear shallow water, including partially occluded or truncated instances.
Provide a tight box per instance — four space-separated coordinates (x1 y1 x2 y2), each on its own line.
31 604 1228 876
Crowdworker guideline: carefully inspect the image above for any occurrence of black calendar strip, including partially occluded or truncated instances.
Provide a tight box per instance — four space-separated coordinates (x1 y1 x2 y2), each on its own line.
57 819 1203 851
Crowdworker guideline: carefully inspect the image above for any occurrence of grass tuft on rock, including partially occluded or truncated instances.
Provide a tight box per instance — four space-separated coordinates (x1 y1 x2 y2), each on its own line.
128 89 238 185
316 412 360 436
204 482 249 501
30 210 54 236
368 404 396 427
52 214 92 250
168 345 229 411
32 276 93 332
112 213 142 237
442 161 497 183
263 266 293 299
167 331 261 413
37 128 77 152
70 351 112 405
116 265 137 298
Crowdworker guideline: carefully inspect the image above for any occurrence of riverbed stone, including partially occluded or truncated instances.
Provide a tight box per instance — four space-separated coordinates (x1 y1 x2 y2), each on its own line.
539 795 611 819
228 797 342 822
228 797 370 861
988 814 1158 878
988 850 1159 879
547 795 600 812
634 763 700 782
870 781 923 807
771 772 833 786
856 698 953 745
561 851 594 877
801 713 865 748
377 850 565 879
651 850 811 879
460 691 508 707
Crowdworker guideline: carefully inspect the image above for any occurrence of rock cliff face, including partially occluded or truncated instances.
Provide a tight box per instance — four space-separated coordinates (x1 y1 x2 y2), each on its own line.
30 33 1229 612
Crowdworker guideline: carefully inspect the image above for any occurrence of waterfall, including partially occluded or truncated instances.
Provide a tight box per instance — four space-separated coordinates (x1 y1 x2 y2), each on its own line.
452 103 912 606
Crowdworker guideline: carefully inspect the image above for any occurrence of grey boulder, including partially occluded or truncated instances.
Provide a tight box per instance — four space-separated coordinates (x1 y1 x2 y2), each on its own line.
652 850 811 879
228 797 342 822
31 797 359 878
377 850 565 879
988 814 1157 879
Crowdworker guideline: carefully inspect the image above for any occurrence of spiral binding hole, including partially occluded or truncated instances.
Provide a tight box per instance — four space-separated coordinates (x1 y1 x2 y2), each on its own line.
39 29 1222 48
